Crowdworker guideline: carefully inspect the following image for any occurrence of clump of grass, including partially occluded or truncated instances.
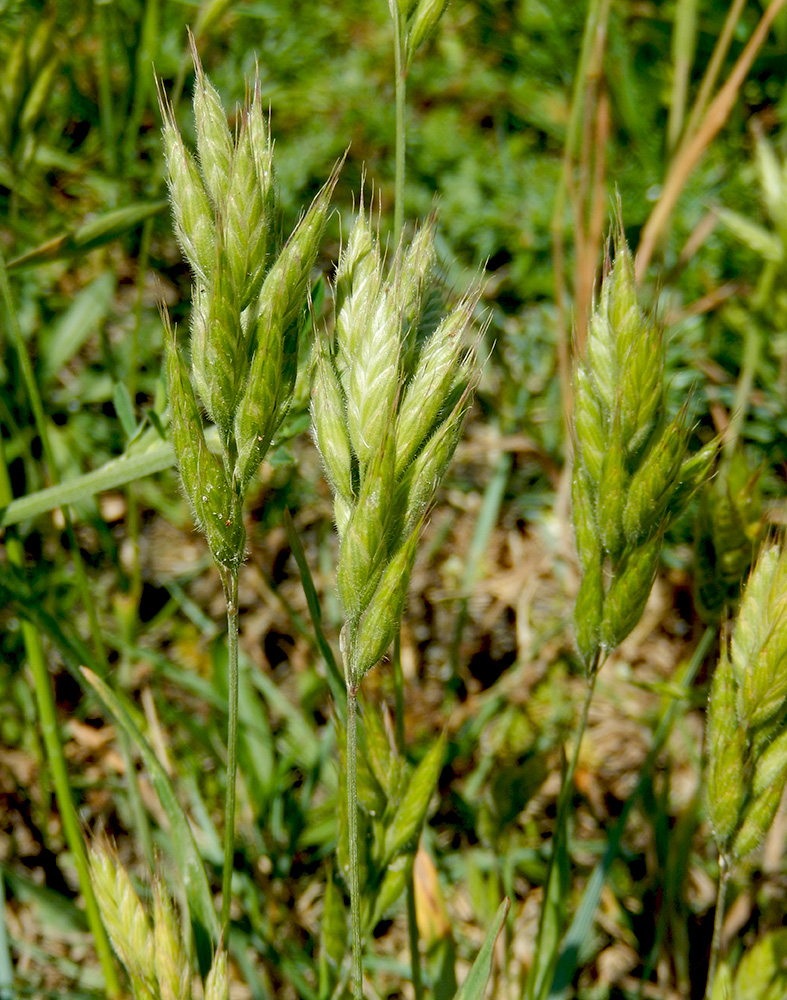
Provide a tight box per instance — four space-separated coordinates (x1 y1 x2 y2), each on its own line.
158 44 339 943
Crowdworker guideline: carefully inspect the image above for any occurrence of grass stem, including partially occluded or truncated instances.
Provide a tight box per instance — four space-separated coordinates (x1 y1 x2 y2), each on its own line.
347 680 363 1000
220 566 241 941
527 659 598 1000
393 7 406 247
704 852 730 1000
392 633 423 1000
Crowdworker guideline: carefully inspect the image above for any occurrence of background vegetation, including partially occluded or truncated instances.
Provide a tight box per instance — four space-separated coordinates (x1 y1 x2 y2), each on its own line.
2 0 787 997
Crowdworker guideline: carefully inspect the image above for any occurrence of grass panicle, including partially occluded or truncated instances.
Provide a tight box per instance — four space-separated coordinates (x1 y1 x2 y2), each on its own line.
573 227 716 668
159 48 339 947
707 543 787 860
312 206 478 998
313 208 479 688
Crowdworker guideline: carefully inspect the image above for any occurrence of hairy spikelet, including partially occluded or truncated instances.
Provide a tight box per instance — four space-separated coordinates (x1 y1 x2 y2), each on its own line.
571 225 716 669
88 843 158 999
204 950 229 1000
707 543 787 859
159 52 340 568
312 209 479 686
695 451 766 622
153 881 191 1000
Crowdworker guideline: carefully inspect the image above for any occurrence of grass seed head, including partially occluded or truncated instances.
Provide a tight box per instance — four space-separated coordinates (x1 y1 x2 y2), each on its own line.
571 226 716 666
707 543 787 858
87 844 157 994
599 531 662 653
153 881 191 1000
166 330 245 568
161 54 340 566
204 949 229 1000
314 212 478 685
161 117 215 285
311 347 354 502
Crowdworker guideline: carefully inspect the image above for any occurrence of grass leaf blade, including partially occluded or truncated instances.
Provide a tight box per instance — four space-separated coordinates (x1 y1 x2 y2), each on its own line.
453 898 509 1000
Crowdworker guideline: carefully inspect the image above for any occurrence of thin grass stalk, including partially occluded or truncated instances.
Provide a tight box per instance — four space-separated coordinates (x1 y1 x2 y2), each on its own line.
125 217 155 620
528 657 599 1000
393 4 407 246
635 0 786 281
0 873 12 997
6 231 153 879
667 0 699 153
392 633 424 1000
723 312 761 463
393 631 406 754
346 681 363 1000
550 625 716 998
683 0 747 143
0 438 121 998
572 6 610 350
220 566 241 939
704 852 731 999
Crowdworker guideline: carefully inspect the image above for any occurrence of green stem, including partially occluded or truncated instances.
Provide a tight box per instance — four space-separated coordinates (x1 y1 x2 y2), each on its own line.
347 680 363 1000
393 7 406 246
528 660 598 1000
220 566 240 941
392 633 423 1000
705 852 731 1000
0 441 121 998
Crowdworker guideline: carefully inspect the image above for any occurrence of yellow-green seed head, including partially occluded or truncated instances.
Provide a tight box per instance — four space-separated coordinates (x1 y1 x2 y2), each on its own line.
395 293 475 477
167 331 245 568
204 949 229 1000
314 202 478 685
599 532 662 652
87 844 156 992
153 881 191 1000
350 521 422 683
337 428 395 622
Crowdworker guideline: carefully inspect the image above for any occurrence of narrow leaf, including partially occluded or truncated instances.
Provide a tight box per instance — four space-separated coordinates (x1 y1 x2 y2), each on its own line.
453 898 509 1000
113 382 137 440
8 201 168 269
41 273 115 382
